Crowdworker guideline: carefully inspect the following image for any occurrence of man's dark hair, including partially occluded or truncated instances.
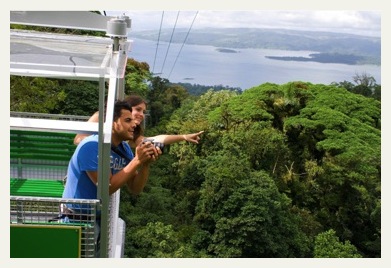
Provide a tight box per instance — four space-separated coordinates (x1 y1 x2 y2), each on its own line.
113 100 132 121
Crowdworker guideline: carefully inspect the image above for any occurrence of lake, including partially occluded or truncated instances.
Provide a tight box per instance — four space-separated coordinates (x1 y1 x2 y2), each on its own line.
128 38 381 90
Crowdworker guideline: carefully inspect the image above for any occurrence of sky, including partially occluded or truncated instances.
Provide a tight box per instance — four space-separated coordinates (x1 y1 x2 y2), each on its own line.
105 10 381 38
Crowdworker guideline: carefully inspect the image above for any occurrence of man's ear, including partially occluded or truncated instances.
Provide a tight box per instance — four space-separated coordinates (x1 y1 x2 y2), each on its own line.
112 120 118 131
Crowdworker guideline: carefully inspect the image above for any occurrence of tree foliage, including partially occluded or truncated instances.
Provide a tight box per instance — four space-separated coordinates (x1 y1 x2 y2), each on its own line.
55 80 100 116
163 82 380 257
195 154 311 257
125 58 151 97
314 229 362 258
331 72 381 101
10 76 64 113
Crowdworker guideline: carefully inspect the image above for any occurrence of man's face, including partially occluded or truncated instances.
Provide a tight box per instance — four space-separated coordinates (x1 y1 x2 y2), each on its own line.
112 109 136 141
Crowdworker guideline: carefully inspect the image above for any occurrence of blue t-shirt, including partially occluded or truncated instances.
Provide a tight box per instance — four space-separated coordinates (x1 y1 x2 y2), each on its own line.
62 135 134 213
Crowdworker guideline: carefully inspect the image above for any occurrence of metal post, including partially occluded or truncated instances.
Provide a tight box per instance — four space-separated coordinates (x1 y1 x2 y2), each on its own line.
96 15 130 257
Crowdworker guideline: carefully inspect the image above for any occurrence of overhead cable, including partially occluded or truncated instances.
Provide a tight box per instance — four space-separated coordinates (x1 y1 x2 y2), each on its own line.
152 11 164 74
159 11 180 75
168 11 198 80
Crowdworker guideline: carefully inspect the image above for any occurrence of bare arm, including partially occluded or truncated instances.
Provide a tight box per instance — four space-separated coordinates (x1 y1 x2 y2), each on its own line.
150 131 205 145
74 111 99 145
86 141 161 195
125 162 151 195
128 131 204 150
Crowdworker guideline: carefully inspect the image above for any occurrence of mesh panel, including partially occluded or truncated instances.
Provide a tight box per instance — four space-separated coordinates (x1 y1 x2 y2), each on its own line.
10 196 100 258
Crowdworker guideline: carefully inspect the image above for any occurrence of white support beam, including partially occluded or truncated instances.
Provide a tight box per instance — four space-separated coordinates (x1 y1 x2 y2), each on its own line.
10 117 98 134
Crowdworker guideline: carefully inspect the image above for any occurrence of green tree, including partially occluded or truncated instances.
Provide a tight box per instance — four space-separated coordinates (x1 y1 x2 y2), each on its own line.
353 72 376 88
333 73 381 101
130 222 194 257
283 85 380 257
119 178 178 257
147 76 190 128
373 84 381 101
330 80 355 91
55 80 100 116
10 76 64 113
125 58 151 97
314 229 362 257
194 153 311 257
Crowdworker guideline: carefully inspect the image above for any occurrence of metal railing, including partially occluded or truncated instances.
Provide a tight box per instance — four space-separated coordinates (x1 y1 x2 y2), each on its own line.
10 196 100 258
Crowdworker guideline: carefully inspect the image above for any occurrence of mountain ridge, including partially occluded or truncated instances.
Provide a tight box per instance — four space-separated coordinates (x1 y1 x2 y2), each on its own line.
130 28 380 65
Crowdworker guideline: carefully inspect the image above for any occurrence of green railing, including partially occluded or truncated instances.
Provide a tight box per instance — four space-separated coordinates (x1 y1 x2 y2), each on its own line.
10 129 76 198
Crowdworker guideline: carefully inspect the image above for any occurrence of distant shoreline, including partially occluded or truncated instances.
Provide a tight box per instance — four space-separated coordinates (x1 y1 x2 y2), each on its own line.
131 27 380 66
265 52 377 66
128 38 381 89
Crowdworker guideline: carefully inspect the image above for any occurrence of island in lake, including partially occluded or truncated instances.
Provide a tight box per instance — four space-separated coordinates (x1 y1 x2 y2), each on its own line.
265 53 365 65
216 48 239 53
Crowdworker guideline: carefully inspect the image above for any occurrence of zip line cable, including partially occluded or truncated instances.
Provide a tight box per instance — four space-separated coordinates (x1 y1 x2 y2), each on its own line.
152 11 164 74
167 11 198 80
159 11 180 75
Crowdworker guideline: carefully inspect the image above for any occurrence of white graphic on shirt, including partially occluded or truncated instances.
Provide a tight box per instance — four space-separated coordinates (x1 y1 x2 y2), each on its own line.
110 155 128 171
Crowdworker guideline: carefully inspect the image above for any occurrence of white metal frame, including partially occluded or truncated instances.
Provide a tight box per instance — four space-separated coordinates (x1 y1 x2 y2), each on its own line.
10 11 132 258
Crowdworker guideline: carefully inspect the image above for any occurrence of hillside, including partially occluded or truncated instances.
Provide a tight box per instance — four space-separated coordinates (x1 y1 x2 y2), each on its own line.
130 28 381 65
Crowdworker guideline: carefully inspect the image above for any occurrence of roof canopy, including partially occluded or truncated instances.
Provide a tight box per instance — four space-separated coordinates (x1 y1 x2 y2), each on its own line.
10 11 131 81
11 30 115 80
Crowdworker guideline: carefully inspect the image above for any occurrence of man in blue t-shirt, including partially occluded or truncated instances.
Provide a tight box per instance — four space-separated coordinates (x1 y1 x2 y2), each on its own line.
62 100 161 256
